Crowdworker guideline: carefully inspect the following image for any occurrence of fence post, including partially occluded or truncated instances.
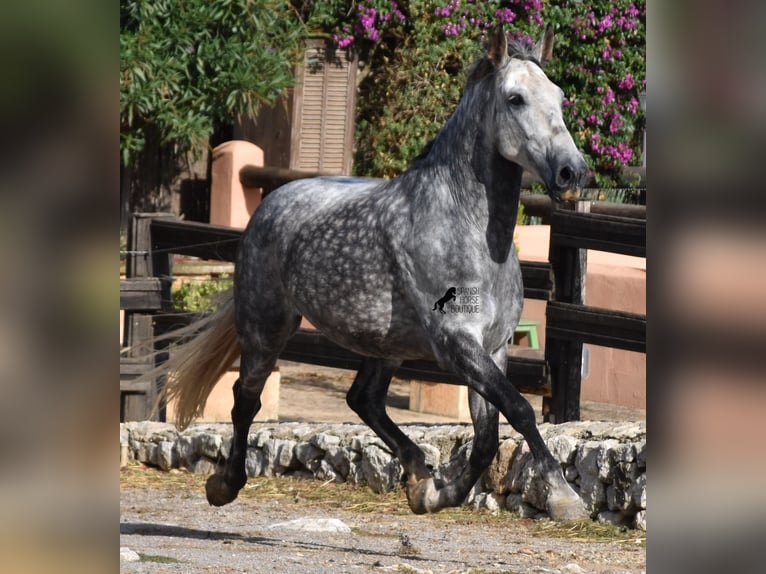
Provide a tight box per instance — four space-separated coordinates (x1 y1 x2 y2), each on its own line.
544 200 590 423
122 213 175 421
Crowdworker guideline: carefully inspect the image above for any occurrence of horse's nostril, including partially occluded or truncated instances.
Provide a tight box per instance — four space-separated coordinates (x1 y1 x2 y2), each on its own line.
558 166 573 185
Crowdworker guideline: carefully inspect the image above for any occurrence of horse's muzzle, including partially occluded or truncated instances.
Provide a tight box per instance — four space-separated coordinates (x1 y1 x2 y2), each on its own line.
548 157 588 202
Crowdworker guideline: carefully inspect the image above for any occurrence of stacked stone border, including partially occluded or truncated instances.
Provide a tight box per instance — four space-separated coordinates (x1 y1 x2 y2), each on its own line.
121 420 646 530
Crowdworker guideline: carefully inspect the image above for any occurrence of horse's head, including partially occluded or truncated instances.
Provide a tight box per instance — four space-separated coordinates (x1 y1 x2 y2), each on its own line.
477 26 588 202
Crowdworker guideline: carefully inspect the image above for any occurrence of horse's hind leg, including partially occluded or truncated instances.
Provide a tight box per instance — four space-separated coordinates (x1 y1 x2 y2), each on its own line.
205 313 301 507
432 389 500 507
204 371 259 506
346 358 433 508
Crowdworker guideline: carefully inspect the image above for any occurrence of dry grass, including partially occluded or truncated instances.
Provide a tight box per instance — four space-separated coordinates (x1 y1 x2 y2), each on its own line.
121 463 411 514
120 463 646 545
531 517 646 546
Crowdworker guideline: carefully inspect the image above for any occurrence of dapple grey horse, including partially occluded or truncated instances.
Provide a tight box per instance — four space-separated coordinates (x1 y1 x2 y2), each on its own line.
163 25 589 520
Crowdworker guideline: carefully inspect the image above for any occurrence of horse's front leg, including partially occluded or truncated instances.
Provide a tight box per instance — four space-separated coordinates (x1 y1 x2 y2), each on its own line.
432 331 587 521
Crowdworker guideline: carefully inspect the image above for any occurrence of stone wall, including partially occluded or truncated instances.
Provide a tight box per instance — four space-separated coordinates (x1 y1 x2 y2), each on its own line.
121 420 646 530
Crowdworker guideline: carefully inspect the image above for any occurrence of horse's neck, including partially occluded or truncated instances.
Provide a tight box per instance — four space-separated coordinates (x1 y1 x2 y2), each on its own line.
464 148 522 262
422 105 523 262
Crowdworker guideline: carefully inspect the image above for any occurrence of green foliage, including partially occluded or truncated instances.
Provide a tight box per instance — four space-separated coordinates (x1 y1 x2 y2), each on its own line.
171 274 232 312
120 1 645 194
353 4 479 177
120 0 306 166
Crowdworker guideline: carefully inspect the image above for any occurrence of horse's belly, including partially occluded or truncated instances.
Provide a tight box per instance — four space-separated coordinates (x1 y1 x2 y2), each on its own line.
320 322 433 361
289 277 432 360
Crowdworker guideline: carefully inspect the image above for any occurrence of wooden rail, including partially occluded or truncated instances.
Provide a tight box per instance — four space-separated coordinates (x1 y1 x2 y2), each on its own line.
520 193 646 220
546 302 646 354
239 165 343 193
238 165 646 221
550 209 646 258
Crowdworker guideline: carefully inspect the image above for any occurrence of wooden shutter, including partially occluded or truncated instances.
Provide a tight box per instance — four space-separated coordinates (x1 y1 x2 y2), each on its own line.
291 40 357 174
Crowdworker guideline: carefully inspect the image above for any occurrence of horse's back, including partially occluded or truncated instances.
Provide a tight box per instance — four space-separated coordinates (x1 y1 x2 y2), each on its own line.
253 176 380 229
238 177 377 256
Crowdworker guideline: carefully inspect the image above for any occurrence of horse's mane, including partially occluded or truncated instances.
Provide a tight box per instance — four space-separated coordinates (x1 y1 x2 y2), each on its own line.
413 138 435 162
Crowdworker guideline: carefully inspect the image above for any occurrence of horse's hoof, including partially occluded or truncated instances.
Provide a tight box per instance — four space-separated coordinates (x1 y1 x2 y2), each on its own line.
405 476 441 515
546 491 588 521
205 474 240 507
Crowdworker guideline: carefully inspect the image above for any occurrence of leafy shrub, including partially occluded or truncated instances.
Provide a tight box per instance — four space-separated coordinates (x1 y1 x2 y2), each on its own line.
121 1 645 196
171 274 232 312
120 0 305 165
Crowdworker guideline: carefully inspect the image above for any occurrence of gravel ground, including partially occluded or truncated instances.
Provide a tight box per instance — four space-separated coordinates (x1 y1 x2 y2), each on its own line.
120 470 645 574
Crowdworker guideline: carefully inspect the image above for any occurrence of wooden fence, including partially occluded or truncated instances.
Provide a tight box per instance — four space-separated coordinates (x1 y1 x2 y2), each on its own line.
120 194 645 424
542 203 646 422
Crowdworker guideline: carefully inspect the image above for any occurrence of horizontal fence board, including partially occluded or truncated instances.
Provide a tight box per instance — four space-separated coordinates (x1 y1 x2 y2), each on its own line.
152 312 196 334
119 361 154 376
139 219 552 302
150 219 242 262
550 210 646 257
281 329 549 395
120 278 162 310
520 193 646 219
120 378 152 393
546 301 646 353
121 278 162 291
239 165 338 191
519 261 553 300
523 288 551 300
148 313 549 393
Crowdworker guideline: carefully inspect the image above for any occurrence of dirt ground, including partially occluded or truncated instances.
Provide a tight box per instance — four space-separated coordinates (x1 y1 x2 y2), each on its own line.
120 362 646 573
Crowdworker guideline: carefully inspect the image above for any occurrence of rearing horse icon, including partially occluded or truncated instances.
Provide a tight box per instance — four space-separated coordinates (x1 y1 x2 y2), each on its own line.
432 287 457 314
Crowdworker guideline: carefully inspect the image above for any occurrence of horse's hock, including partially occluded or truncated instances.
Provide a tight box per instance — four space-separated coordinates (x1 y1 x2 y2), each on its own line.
121 420 646 530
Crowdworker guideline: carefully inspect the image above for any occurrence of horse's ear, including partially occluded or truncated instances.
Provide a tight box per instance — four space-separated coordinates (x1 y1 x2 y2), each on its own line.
535 24 554 67
487 25 509 68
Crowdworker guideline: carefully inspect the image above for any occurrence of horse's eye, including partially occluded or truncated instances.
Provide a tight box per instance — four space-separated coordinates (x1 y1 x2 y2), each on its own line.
508 94 525 107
